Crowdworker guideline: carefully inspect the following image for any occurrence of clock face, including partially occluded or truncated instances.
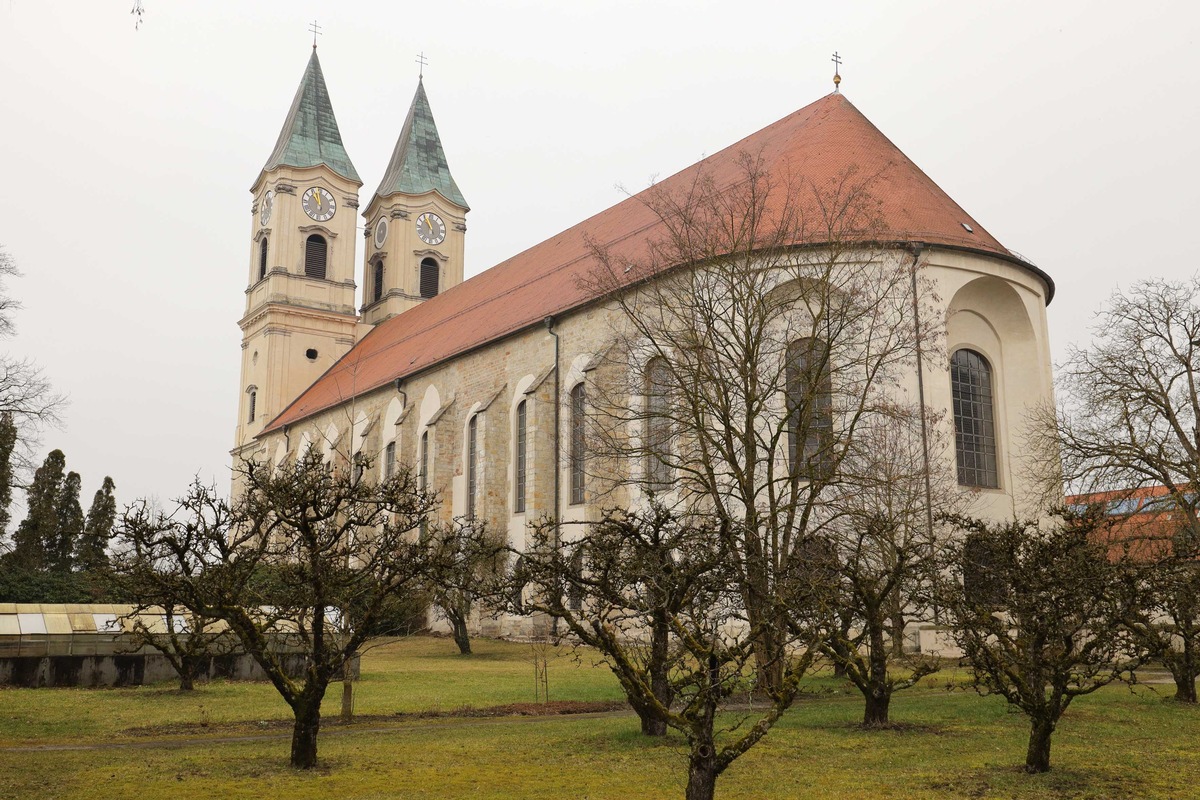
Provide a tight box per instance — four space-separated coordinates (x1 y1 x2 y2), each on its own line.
259 190 274 226
301 187 336 222
416 212 446 246
374 217 388 249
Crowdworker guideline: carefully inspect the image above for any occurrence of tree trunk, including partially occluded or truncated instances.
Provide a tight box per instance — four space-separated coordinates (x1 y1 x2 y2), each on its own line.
341 660 354 722
1024 717 1055 773
177 655 197 691
1169 641 1198 703
863 606 891 726
685 739 719 800
451 613 472 655
290 697 323 769
638 610 672 737
1172 671 1198 703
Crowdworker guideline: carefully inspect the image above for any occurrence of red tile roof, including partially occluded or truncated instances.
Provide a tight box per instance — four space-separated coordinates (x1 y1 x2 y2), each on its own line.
263 92 1049 434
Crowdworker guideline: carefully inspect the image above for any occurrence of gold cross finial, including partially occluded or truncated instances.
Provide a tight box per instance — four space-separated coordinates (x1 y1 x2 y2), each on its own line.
831 51 842 91
309 20 323 50
416 51 429 79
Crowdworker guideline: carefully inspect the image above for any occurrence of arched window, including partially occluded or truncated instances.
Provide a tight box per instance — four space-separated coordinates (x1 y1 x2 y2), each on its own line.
951 348 999 488
786 338 832 481
466 415 478 521
384 440 396 480
645 358 672 490
514 400 527 513
420 258 439 298
247 389 257 423
569 383 586 505
419 430 430 491
258 238 269 281
372 259 384 303
304 234 328 280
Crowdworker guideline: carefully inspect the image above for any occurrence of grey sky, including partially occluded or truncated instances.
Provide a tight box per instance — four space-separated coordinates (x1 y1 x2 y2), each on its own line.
1 1 1197 508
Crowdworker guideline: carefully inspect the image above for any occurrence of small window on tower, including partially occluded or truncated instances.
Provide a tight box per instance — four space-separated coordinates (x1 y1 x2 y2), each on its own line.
259 238 269 281
305 235 328 280
373 259 385 303
248 390 257 423
420 258 439 299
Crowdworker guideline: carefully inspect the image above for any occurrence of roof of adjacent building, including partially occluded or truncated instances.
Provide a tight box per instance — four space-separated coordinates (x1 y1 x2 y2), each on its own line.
263 91 1049 434
261 51 361 184
373 79 468 209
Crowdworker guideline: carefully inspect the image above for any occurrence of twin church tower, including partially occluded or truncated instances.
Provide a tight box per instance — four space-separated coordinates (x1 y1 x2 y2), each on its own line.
233 51 468 460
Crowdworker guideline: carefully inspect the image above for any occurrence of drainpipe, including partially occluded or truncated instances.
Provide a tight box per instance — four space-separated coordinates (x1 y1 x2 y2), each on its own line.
544 316 561 538
282 424 291 453
908 245 935 541
545 315 561 639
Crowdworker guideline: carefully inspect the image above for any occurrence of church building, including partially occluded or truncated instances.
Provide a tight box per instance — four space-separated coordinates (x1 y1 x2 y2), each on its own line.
233 51 1056 633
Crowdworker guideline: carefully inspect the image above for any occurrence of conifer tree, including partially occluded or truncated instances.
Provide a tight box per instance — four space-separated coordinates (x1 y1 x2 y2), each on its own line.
76 476 116 571
8 449 65 570
0 413 16 538
53 471 84 571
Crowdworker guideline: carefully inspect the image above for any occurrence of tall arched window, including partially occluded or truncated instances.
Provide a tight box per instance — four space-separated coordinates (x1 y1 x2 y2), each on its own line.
372 259 384 303
258 238 269 281
247 389 257 423
466 415 478 521
419 430 430 491
569 383 586 505
304 234 328 279
420 257 440 298
384 440 396 480
951 348 999 488
514 400 527 513
786 338 832 481
645 358 672 490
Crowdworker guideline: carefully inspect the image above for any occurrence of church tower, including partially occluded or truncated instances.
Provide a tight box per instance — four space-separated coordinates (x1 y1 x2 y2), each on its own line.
233 50 363 461
360 79 469 326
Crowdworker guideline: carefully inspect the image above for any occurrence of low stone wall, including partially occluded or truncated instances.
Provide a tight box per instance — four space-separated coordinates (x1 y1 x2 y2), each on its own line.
0 652 359 688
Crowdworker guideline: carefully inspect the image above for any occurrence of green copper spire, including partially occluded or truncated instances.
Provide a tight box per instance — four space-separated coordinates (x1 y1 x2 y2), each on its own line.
263 51 360 183
374 79 468 209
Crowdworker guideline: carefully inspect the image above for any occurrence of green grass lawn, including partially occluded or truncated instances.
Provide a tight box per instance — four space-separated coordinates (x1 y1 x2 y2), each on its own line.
1 636 1197 799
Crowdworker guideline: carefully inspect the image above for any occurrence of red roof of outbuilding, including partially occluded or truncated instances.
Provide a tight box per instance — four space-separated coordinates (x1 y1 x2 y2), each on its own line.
263 92 1047 434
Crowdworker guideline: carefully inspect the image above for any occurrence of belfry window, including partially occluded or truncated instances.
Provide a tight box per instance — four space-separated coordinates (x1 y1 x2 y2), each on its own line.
420 258 440 298
304 234 328 280
258 238 269 281
569 383 586 505
372 259 385 303
951 348 999 488
786 338 833 481
247 390 257 423
514 400 527 513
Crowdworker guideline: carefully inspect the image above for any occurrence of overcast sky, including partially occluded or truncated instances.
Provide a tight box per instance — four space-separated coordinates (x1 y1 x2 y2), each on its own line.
1 1 1198 510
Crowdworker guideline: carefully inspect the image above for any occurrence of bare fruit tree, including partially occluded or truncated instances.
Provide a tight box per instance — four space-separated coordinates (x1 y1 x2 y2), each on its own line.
939 510 1139 773
115 450 446 769
1047 276 1200 702
581 153 940 694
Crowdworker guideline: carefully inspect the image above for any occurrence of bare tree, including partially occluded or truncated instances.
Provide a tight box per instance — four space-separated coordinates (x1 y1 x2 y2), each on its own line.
820 410 967 726
516 505 828 800
119 605 235 691
423 518 506 655
1047 276 1200 703
581 154 938 693
115 450 445 769
939 510 1139 774
0 247 65 487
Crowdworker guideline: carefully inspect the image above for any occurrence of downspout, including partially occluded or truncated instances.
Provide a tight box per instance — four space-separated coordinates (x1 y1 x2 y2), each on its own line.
282 424 291 453
544 316 561 537
908 245 935 540
545 315 561 639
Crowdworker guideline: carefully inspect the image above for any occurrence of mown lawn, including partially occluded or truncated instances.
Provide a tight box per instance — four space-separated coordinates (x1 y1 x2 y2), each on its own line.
0 636 1197 799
